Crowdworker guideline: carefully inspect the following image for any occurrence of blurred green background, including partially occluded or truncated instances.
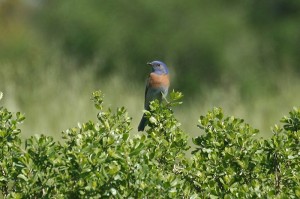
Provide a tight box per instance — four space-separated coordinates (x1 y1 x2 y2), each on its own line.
1 0 299 139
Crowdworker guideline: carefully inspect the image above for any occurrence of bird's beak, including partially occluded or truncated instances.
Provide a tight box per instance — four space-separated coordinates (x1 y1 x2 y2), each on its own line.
147 62 152 66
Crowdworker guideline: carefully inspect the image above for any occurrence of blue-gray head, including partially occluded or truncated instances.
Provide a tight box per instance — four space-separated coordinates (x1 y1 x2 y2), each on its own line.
147 60 169 75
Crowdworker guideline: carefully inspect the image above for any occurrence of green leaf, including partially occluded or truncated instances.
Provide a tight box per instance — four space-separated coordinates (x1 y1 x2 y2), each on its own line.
17 174 28 182
16 112 25 122
130 142 145 156
149 116 157 124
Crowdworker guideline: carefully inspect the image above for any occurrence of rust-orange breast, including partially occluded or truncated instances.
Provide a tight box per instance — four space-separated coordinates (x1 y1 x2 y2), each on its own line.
148 73 170 88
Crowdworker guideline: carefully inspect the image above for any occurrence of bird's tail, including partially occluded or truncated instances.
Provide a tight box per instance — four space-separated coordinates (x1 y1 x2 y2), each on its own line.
138 114 147 131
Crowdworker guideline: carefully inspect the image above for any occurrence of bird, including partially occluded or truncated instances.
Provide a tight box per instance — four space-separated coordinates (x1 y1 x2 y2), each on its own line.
138 60 170 131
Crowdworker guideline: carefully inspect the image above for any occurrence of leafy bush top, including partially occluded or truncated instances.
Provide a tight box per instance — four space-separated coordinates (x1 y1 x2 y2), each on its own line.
0 91 299 198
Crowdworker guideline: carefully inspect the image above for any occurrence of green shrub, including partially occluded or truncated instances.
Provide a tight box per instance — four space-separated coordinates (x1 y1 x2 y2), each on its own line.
0 91 299 198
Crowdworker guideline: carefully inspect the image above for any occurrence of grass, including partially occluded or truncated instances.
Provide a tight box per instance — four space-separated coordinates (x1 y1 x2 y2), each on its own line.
1 57 299 141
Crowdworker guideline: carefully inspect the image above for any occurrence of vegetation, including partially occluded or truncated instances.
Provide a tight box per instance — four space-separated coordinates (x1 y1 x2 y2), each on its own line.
1 1 300 196
1 91 300 198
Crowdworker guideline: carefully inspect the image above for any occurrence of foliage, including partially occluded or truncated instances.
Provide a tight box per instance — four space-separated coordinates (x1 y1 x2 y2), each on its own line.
1 0 300 137
0 91 300 198
190 107 300 198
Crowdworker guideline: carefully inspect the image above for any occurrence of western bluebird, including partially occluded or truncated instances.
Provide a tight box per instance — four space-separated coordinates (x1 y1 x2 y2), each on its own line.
138 61 170 131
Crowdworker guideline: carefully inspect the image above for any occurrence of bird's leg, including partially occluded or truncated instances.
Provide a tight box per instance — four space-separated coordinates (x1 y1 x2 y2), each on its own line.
161 91 169 104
